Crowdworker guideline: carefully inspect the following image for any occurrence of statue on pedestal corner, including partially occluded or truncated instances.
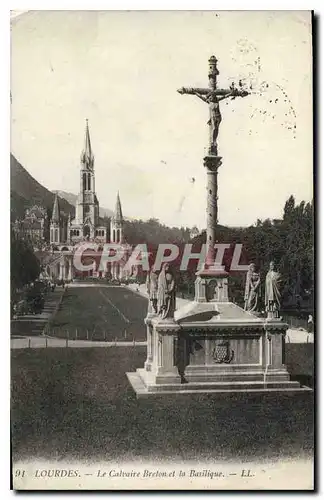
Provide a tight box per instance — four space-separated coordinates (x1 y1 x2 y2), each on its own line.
265 261 282 318
244 263 261 313
157 263 176 320
146 268 158 314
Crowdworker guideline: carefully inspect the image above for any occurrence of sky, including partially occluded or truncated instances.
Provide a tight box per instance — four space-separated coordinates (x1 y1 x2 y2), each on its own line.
10 10 313 229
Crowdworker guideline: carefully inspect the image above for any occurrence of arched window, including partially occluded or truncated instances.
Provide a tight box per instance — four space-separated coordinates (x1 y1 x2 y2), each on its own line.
87 173 91 191
113 229 116 242
83 173 86 191
116 229 120 243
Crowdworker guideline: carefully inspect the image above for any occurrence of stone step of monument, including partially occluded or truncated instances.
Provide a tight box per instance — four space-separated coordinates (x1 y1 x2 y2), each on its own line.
148 380 302 392
184 374 292 383
127 372 311 397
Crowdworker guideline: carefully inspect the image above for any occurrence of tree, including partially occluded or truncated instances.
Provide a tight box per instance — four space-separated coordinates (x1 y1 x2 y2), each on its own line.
169 195 313 312
283 195 296 221
11 229 40 296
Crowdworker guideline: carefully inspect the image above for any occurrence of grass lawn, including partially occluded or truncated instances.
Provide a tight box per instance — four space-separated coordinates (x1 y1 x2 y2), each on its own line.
11 348 313 464
50 287 147 341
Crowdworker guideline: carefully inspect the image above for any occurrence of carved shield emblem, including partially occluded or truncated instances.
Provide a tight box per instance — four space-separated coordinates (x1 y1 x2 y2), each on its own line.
212 340 234 364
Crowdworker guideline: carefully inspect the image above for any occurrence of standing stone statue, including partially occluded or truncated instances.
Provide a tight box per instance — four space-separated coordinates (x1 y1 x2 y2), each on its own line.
146 269 158 314
157 263 176 320
265 261 282 318
244 263 261 312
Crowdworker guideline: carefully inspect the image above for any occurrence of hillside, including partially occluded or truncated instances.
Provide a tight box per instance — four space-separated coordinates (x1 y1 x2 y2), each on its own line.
10 154 75 220
53 190 114 219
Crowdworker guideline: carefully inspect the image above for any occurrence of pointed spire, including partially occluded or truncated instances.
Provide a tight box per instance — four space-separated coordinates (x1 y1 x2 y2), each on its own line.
84 119 92 156
80 118 94 169
52 192 60 223
114 191 123 222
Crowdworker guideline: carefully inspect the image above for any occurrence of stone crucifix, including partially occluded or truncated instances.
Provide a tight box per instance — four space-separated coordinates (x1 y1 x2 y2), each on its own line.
177 56 249 269
177 56 249 156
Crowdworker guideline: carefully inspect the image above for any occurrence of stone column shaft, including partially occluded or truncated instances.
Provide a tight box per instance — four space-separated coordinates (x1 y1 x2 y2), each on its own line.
67 257 73 281
59 261 64 280
204 156 222 264
160 335 176 371
152 325 181 384
144 322 153 371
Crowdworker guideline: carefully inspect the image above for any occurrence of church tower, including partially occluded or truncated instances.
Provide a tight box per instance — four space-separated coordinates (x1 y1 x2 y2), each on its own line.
74 119 100 239
110 192 125 280
50 192 61 245
69 119 107 245
110 192 124 244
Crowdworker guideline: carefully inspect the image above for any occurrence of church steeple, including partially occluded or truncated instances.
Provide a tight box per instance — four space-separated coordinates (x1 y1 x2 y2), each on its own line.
50 192 61 244
75 119 99 234
52 192 60 223
80 119 94 170
114 191 123 222
111 192 124 244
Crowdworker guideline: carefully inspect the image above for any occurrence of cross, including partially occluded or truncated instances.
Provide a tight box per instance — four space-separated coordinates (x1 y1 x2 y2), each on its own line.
177 56 249 156
177 56 250 274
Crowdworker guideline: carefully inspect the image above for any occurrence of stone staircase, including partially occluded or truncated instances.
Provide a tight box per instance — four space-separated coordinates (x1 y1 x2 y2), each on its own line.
11 289 65 337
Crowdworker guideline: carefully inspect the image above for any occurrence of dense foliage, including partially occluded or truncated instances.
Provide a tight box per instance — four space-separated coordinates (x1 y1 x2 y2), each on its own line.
122 197 313 312
124 218 191 246
11 229 40 296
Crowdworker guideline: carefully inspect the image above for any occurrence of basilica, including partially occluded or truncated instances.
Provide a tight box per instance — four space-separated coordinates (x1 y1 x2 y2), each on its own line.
45 120 129 281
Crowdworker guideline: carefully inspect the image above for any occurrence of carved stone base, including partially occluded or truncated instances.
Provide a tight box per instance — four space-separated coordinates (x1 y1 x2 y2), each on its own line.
127 292 311 398
195 271 229 302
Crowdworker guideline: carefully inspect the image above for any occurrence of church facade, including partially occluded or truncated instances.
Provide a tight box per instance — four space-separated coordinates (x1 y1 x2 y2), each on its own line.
13 205 48 244
46 120 129 281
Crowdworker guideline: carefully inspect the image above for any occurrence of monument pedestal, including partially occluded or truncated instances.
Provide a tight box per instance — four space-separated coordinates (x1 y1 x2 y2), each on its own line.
127 281 311 397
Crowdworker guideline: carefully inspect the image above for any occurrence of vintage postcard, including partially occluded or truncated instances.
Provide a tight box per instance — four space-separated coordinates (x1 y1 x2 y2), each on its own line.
10 10 314 490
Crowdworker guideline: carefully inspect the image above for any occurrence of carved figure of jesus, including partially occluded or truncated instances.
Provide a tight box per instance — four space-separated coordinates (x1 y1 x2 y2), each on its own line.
194 91 233 150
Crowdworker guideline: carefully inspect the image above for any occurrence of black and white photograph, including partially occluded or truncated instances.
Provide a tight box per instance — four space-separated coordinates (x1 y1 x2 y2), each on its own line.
10 10 314 490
